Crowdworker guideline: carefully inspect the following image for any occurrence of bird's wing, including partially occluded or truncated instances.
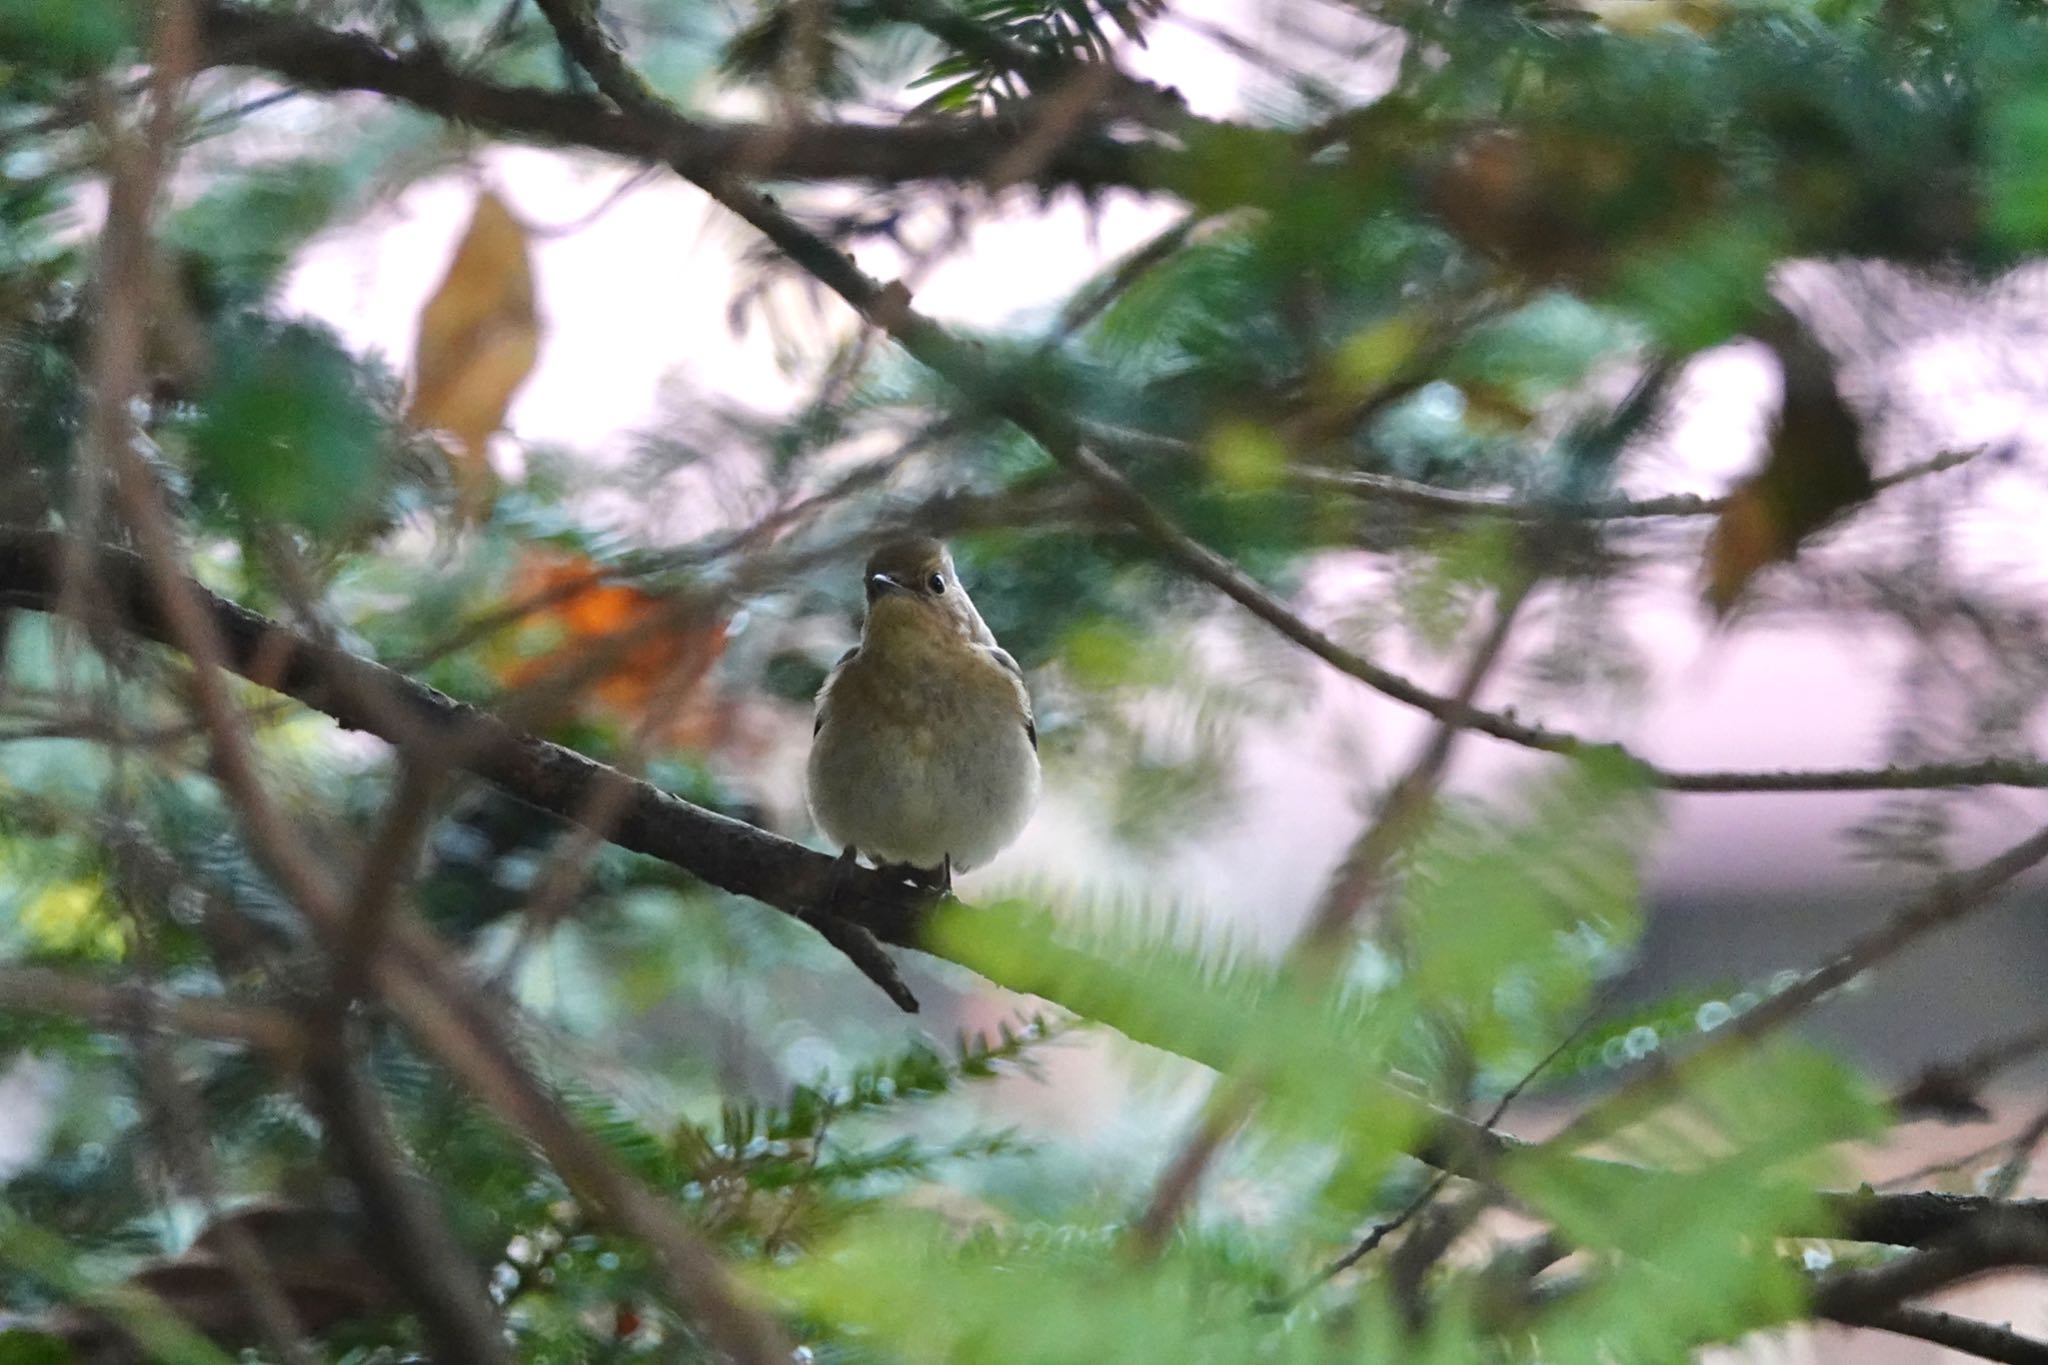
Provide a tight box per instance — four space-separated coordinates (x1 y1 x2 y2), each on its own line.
987 646 1036 750
812 645 860 736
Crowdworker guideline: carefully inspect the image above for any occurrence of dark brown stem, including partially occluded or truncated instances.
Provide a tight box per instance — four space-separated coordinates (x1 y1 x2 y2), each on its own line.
301 1032 514 1365
193 0 1150 189
1823 1304 2048 1364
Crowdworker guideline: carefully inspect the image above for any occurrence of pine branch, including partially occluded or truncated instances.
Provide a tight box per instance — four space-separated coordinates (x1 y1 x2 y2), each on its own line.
0 531 933 951
192 0 1154 189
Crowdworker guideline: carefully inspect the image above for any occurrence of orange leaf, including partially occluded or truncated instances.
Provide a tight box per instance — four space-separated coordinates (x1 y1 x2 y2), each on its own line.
407 191 541 520
491 550 730 749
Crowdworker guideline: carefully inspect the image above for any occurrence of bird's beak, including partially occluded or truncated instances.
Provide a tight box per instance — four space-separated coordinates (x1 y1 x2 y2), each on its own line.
865 572 907 602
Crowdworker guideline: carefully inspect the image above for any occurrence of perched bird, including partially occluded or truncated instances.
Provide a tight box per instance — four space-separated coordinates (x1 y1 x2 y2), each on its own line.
807 536 1039 893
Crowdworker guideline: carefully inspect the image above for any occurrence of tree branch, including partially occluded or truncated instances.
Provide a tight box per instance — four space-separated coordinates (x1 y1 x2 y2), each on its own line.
1812 1212 2048 1321
0 531 931 949
1291 448 1979 521
1544 818 2048 1153
192 0 1153 189
374 919 797 1364
0 965 304 1052
301 1034 513 1365
1823 1304 2048 1364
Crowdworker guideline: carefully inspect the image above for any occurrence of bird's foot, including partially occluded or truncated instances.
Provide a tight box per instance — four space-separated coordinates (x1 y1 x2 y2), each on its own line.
877 856 952 896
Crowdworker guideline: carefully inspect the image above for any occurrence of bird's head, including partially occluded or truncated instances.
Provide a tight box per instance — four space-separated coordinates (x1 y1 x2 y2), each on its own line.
861 535 991 646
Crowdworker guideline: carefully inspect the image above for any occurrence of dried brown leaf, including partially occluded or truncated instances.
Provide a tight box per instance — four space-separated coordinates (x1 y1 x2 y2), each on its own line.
406 190 541 521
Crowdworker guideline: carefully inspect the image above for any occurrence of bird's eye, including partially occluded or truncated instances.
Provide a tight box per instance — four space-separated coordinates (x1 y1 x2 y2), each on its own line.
927 572 947 594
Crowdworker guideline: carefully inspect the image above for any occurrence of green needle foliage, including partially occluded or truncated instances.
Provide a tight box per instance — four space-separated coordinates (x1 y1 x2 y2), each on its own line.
0 0 2040 1359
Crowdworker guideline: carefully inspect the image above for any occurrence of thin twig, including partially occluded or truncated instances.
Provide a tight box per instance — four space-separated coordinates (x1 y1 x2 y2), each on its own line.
1822 1304 2048 1364
337 754 450 999
1129 572 1536 1257
1987 1100 2048 1200
1291 447 1979 520
300 1029 514 1364
1276 979 1621 1308
0 965 302 1052
1893 1015 2048 1123
1546 820 2048 1154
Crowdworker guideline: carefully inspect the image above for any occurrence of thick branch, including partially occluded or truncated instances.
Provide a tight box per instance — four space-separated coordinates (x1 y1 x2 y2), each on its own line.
193 0 1152 189
1812 1213 2048 1320
0 532 931 948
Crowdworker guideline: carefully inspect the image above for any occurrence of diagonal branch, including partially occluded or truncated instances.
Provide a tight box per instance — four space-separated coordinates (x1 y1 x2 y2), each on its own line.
1823 1304 2048 1364
0 530 931 947
1544 818 2048 1154
0 965 304 1051
301 1032 513 1365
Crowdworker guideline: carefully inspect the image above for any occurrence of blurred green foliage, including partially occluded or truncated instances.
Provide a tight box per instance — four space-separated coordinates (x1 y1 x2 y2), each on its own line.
0 0 129 77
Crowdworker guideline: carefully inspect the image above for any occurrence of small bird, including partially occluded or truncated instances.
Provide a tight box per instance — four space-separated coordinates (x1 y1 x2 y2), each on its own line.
807 536 1039 893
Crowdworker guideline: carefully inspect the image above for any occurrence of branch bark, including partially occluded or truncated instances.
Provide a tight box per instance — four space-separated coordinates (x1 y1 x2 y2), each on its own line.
193 0 1153 190
1823 1304 2048 1364
0 531 931 947
301 1034 514 1365
0 965 303 1052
